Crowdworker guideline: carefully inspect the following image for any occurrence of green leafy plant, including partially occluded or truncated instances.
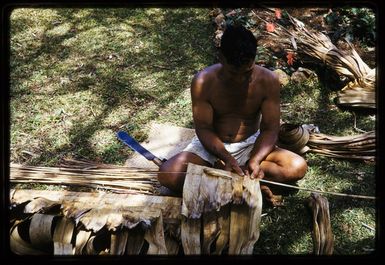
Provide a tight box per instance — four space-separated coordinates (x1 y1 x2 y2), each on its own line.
324 8 375 46
224 9 257 30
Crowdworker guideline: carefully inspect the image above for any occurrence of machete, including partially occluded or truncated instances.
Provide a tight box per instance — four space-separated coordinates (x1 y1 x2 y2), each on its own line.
116 131 165 167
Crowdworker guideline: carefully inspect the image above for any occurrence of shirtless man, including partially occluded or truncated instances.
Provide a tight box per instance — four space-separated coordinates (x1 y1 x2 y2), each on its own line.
157 25 307 204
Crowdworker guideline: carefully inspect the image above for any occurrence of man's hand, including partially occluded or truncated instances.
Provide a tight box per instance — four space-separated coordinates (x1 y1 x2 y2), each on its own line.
223 156 244 176
246 159 264 179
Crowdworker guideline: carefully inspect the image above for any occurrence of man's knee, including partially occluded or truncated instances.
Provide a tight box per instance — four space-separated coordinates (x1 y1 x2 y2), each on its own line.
157 152 210 191
287 155 307 181
157 156 186 188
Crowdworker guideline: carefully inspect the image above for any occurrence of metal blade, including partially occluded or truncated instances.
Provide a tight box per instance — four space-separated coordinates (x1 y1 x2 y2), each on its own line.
116 131 164 167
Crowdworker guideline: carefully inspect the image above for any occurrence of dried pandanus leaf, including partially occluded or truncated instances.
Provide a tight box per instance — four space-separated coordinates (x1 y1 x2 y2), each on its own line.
306 193 334 255
307 130 375 161
10 220 48 255
74 229 92 255
24 197 59 214
10 188 182 255
202 211 221 254
181 164 262 255
125 226 145 255
213 204 231 255
29 213 55 251
144 213 168 254
52 216 75 255
110 229 129 255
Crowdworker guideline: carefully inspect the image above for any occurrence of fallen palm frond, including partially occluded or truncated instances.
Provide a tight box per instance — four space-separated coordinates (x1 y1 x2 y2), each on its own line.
253 9 375 110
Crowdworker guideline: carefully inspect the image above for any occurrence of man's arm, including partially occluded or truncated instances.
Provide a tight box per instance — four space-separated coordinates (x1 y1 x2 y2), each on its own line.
190 72 244 175
247 73 281 178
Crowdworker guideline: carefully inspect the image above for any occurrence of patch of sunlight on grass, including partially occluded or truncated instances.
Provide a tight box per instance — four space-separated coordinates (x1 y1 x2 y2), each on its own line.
158 89 193 127
102 105 133 128
334 208 375 236
287 232 313 254
90 129 117 155
11 8 61 27
75 27 110 51
45 22 72 37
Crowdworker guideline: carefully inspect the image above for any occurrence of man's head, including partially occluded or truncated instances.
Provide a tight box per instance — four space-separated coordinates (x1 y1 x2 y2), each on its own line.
220 25 257 68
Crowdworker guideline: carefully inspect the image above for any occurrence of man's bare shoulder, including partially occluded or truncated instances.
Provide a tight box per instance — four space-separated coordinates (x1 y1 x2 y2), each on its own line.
254 65 279 83
191 64 221 98
193 64 221 83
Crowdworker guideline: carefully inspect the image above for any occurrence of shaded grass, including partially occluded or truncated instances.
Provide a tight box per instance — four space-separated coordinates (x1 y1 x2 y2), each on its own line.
280 77 375 135
9 7 376 255
10 7 215 165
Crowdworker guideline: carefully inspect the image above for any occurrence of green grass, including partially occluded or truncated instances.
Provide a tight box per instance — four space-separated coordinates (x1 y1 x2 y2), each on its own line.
9 7 376 255
10 7 215 165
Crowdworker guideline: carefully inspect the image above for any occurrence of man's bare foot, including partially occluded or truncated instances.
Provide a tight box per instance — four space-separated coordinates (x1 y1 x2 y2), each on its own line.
261 184 285 207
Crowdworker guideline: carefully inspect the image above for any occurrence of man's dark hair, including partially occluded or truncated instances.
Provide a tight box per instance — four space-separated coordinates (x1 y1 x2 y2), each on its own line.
220 24 257 67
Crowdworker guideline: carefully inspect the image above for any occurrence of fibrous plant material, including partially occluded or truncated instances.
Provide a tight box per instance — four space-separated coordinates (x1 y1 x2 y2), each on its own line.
307 130 375 161
306 193 334 255
10 162 263 255
181 163 263 255
10 161 161 195
10 189 182 255
254 9 375 110
277 123 375 162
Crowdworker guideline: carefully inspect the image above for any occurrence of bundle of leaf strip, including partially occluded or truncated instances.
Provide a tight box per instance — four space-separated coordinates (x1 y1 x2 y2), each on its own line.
10 162 162 195
277 123 310 154
276 123 375 162
254 9 375 110
307 130 375 162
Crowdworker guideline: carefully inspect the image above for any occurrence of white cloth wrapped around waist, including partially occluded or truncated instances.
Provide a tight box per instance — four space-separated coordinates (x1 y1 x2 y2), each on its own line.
183 130 260 166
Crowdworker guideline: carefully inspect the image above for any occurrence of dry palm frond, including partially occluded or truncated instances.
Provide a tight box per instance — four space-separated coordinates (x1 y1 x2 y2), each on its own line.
253 10 376 109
